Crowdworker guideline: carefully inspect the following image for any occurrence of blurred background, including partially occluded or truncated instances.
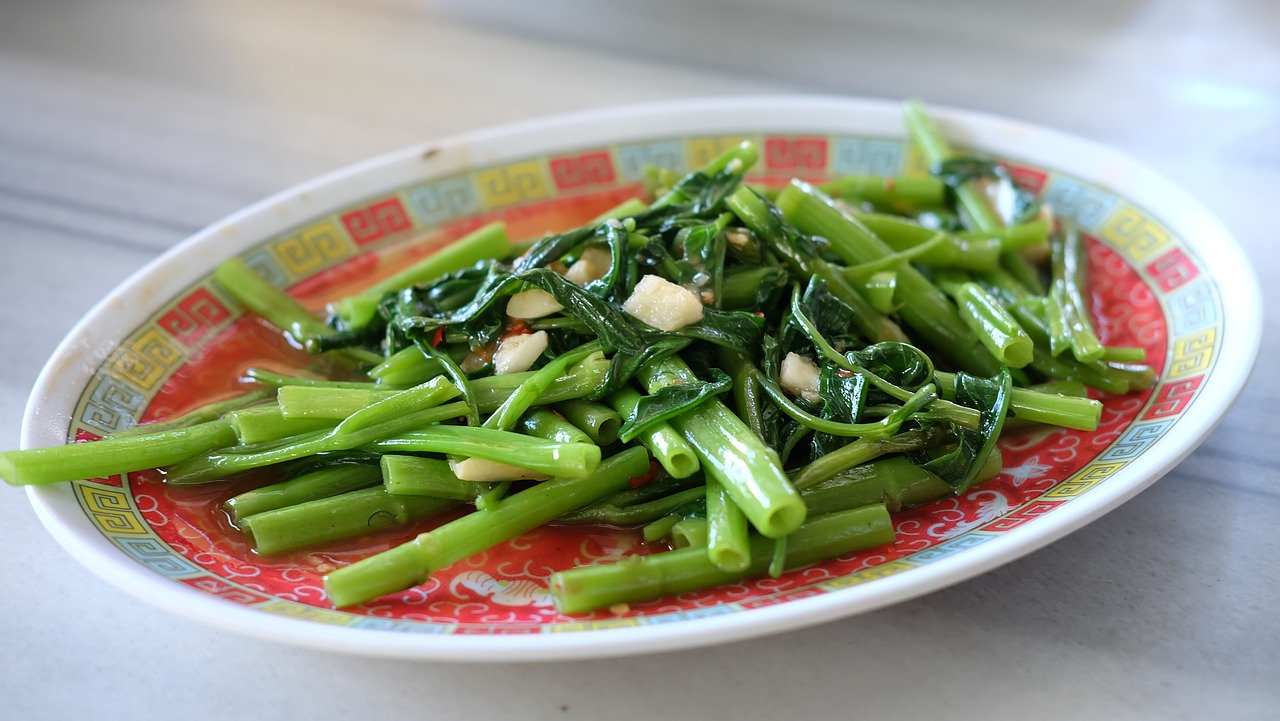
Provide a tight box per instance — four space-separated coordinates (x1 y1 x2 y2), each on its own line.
1 2 1276 720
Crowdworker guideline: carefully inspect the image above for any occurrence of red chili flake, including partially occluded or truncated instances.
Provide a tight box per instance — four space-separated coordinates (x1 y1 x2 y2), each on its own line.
430 327 446 347
753 311 766 318
628 459 661 488
836 369 856 378
502 319 531 339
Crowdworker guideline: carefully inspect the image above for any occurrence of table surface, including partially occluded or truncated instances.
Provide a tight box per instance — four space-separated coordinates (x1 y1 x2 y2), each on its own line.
1 1 1276 719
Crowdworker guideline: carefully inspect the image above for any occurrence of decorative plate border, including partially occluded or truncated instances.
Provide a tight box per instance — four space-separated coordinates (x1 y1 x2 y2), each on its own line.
60 132 1221 633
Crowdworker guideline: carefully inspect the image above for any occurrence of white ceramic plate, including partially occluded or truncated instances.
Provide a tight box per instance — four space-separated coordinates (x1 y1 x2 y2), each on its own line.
21 97 1260 660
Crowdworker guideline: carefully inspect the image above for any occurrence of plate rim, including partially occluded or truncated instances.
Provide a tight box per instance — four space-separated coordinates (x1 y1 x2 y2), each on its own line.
21 95 1262 661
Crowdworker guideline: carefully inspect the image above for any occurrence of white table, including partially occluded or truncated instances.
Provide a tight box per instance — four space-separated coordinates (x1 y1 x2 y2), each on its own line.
1 2 1276 718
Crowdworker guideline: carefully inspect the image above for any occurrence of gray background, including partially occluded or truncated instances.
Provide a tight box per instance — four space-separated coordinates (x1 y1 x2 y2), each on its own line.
0 1 1276 719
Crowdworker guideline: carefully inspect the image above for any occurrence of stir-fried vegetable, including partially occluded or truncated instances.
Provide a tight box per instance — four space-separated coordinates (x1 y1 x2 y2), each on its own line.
0 101 1154 614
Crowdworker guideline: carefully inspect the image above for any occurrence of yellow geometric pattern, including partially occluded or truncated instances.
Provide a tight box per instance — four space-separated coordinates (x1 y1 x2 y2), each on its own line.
820 560 914 590
255 599 358 626
269 220 355 278
1100 204 1172 262
78 484 148 535
106 327 183 392
1168 327 1216 379
474 160 551 208
686 136 756 169
1044 461 1126 498
547 617 642 633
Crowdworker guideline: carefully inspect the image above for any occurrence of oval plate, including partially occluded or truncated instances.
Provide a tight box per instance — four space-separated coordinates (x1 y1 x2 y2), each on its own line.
22 97 1260 661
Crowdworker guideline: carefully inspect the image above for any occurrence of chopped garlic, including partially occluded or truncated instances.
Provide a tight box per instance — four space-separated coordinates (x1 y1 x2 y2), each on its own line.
780 352 821 403
565 246 612 286
622 275 704 331
506 288 563 319
492 330 548 375
450 458 548 482
725 228 753 250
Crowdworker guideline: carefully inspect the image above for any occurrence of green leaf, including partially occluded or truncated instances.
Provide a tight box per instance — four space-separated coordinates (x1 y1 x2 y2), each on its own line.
582 222 631 302
811 364 868 456
799 276 862 346
513 225 596 273
845 342 935 392
919 368 1012 492
618 369 733 443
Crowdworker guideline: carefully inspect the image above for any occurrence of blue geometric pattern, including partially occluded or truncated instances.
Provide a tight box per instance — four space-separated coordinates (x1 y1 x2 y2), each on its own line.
404 174 479 226
907 531 997 564
1167 278 1219 335
1100 420 1173 461
832 137 904 176
614 140 685 181
116 537 202 578
1042 174 1120 232
81 375 146 434
351 617 455 634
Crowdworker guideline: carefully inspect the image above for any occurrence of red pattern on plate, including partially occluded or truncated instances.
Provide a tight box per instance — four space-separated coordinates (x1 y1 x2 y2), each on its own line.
127 188 1167 626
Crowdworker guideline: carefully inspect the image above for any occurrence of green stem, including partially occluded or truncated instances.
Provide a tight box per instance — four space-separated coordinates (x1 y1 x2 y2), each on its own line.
638 357 806 539
323 447 649 607
518 408 593 445
642 513 681 543
556 399 621 446
861 271 898 313
607 388 700 479
213 257 331 343
332 377 458 436
706 477 750 573
789 429 938 490
485 345 602 432
368 427 601 479
167 403 585 486
549 504 894 614
241 487 456 556
721 266 788 310
558 486 706 526
0 420 237 487
474 482 512 511
227 405 336 444
367 347 445 388
108 390 272 438
852 211 1002 267
671 518 709 549
718 348 770 443
244 368 374 390
820 175 946 212
774 181 1002 375
800 456 951 515
380 455 481 501
934 272 1034 368
934 371 1101 430
1102 346 1146 363
1051 222 1104 362
223 463 382 523
278 354 609 420
903 100 1044 294
725 186 908 344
